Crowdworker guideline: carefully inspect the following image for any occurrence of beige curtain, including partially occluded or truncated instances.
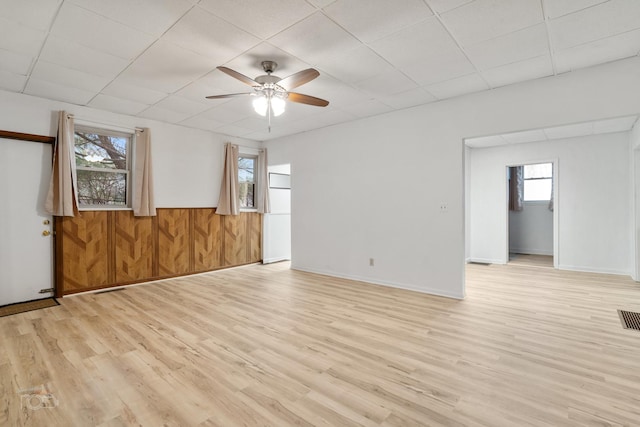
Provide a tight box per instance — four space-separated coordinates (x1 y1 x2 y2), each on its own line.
508 166 524 211
45 111 78 216
256 148 271 214
132 128 156 216
216 143 239 215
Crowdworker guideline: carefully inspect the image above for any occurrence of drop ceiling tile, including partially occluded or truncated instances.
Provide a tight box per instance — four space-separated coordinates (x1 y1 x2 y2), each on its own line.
268 12 361 65
340 99 393 118
154 96 211 116
319 46 394 83
174 73 244 104
233 116 273 132
501 129 548 144
549 0 640 50
39 36 131 78
401 49 475 86
592 115 638 133
425 73 489 100
138 106 191 123
354 69 418 97
88 94 149 115
214 123 255 138
24 78 95 104
323 0 433 43
554 28 640 73
66 0 193 36
301 75 369 107
221 43 311 81
379 87 437 109
2 0 62 31
0 70 27 92
425 0 473 14
51 2 156 60
369 16 460 68
481 54 553 88
163 6 260 61
0 18 47 55
199 101 254 123
0 48 33 75
465 23 550 70
440 0 543 45
101 81 168 105
545 0 609 19
543 121 594 139
117 40 218 93
465 135 508 148
31 61 110 92
179 116 226 132
199 0 316 39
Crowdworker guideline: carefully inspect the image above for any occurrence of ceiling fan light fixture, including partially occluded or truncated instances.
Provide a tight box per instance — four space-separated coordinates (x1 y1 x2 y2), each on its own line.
252 95 268 116
271 96 285 117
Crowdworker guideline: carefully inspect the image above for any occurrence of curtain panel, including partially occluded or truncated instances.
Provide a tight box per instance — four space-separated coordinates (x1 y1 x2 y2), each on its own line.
256 148 271 214
45 111 78 216
216 143 239 215
508 166 524 212
132 128 156 216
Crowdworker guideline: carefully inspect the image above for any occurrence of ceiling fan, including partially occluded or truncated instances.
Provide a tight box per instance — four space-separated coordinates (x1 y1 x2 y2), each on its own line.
206 61 329 131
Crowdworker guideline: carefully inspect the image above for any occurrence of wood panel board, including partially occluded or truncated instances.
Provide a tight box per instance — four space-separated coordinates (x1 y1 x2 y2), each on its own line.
223 214 248 266
193 208 223 272
157 209 191 276
58 212 109 292
114 211 154 283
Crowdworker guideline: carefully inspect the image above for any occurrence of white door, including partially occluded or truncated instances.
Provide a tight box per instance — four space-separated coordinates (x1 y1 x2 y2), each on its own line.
262 164 291 264
0 138 54 306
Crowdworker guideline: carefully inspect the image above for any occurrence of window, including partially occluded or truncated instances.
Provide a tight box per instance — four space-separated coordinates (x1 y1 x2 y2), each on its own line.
74 125 131 207
523 163 552 201
238 156 256 209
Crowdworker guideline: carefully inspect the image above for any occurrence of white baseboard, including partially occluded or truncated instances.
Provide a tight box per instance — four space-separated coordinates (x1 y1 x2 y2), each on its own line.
263 257 290 264
558 264 631 277
467 257 505 265
290 264 465 300
510 248 553 256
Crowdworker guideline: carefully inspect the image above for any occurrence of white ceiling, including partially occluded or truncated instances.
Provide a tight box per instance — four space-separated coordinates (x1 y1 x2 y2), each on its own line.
2 0 640 141
465 115 639 148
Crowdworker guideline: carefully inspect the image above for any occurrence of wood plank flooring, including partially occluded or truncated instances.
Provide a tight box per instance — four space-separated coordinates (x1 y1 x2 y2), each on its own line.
1 262 639 426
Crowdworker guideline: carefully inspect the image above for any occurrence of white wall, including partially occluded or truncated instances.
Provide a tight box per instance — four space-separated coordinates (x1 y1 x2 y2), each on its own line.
0 89 261 207
509 202 553 256
631 122 640 280
470 133 631 275
267 57 640 298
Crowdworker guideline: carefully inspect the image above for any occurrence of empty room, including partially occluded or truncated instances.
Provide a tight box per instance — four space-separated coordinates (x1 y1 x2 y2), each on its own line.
1 0 640 426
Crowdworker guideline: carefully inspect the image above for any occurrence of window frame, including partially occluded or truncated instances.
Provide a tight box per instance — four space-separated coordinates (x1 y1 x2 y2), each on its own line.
74 124 134 210
523 162 553 202
238 154 258 211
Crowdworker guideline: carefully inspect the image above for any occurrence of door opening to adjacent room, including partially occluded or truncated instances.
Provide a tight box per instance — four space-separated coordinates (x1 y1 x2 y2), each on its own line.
507 162 555 268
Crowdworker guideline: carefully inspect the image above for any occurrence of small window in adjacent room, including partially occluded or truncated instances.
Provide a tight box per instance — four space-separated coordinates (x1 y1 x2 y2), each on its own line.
523 162 552 201
238 155 256 209
74 125 132 207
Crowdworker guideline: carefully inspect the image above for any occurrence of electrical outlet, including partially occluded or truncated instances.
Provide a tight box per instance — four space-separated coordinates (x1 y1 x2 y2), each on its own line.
369 258 374 267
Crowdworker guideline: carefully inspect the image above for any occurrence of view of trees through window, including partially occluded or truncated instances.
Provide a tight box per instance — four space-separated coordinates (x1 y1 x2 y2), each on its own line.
238 156 256 208
523 163 552 201
75 126 130 206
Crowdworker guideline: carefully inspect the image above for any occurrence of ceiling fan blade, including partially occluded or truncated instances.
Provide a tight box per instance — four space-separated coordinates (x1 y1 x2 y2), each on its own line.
278 69 320 91
205 93 252 99
217 66 258 86
287 92 329 107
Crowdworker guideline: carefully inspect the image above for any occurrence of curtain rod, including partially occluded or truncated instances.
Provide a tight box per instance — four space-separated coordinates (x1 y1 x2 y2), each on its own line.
67 114 144 132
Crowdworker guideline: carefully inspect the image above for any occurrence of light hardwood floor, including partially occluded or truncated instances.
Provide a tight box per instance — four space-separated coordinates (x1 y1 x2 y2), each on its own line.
1 262 640 426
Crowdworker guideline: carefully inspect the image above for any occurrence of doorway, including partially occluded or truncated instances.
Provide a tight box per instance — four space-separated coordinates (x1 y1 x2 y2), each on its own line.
262 164 291 264
0 138 54 306
506 161 557 268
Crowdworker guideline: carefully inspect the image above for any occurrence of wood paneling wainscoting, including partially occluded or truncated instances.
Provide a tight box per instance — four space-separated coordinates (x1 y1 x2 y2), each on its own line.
55 209 261 295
